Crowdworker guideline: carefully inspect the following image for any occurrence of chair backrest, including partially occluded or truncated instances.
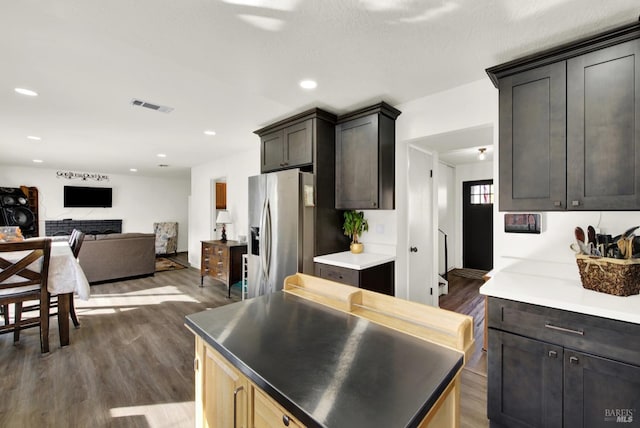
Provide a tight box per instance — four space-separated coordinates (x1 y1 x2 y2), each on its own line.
0 239 52 293
69 229 85 258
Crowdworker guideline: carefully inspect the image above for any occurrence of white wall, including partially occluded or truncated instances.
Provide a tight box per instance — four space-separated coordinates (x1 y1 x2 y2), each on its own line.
453 161 494 269
392 79 499 299
189 148 260 268
0 165 190 251
438 162 455 275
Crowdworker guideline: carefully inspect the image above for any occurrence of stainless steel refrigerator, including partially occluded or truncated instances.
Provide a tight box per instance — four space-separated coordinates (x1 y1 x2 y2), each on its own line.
248 169 315 298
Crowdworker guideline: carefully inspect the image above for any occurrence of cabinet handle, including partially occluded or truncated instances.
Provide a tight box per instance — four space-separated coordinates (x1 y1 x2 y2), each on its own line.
282 414 290 426
372 202 377 207
569 356 579 365
548 350 558 358
545 323 584 336
233 385 244 428
410 247 418 253
553 201 562 207
571 200 580 207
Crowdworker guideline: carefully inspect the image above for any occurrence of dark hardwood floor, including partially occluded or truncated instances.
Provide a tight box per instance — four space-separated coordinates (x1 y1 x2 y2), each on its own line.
1 256 487 427
440 271 489 428
439 271 487 376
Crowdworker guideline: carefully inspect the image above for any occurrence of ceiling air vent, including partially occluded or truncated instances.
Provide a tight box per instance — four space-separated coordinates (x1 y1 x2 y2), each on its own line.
130 98 174 113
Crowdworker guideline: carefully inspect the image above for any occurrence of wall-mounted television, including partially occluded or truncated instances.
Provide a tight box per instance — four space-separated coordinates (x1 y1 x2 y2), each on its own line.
64 186 112 208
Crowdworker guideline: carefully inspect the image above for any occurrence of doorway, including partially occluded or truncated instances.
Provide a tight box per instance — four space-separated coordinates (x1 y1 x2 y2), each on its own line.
210 178 227 240
462 179 493 271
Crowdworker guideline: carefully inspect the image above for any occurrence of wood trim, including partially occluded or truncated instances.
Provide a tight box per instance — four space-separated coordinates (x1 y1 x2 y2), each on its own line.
284 273 474 361
486 19 640 87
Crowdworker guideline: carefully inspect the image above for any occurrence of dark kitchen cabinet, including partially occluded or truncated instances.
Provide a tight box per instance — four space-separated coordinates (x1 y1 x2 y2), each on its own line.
487 297 640 428
314 261 394 296
488 330 563 428
564 350 640 427
255 109 350 257
488 21 640 211
260 119 313 172
335 102 401 210
497 63 566 211
567 39 640 210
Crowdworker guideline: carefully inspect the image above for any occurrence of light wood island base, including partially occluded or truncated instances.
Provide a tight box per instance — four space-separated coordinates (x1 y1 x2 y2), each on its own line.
189 273 474 428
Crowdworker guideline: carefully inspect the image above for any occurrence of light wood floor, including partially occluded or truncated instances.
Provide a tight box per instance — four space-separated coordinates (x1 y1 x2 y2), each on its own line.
1 258 487 427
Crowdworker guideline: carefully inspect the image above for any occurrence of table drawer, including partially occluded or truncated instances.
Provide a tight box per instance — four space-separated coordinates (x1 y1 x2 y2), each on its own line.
488 297 640 366
314 263 359 286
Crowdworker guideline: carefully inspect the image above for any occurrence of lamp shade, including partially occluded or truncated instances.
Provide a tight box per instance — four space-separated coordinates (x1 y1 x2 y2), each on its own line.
216 210 232 224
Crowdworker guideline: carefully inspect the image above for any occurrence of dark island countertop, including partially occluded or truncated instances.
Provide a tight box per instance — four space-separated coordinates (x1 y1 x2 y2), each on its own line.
185 291 463 428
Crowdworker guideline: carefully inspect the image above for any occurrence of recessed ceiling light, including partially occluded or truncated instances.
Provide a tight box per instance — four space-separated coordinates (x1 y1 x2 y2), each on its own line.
33 159 43 163
27 136 42 141
299 79 317 90
15 88 38 97
130 168 138 172
204 130 217 136
157 153 167 158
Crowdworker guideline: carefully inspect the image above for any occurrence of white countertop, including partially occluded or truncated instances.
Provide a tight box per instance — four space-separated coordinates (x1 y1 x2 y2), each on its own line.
313 251 395 270
480 261 640 324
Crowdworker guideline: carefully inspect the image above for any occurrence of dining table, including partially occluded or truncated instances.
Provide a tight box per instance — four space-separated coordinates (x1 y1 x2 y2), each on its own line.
48 240 91 346
2 239 91 347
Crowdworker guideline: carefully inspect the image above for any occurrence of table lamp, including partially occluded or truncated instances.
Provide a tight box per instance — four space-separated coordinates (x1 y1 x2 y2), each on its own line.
216 210 232 242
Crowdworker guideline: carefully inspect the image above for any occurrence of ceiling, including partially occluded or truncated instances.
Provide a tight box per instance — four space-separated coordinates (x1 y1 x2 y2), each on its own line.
2 1 638 178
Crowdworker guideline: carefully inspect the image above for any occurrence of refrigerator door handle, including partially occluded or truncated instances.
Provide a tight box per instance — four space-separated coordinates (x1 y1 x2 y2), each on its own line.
259 196 270 294
264 199 272 279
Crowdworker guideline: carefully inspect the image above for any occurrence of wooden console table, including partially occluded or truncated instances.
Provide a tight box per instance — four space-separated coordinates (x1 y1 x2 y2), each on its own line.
200 240 247 297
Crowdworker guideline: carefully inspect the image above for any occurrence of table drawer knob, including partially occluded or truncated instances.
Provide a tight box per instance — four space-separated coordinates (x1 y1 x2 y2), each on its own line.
282 414 290 426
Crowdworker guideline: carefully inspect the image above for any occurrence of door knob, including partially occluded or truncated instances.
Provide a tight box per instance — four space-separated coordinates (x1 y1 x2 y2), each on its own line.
409 247 418 253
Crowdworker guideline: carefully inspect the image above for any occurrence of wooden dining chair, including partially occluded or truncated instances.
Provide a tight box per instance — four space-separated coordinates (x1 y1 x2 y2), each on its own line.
67 229 85 327
0 239 52 353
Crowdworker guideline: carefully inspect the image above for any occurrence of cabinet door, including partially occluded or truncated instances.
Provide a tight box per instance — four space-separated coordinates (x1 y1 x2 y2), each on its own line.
261 129 285 172
564 350 640 428
195 337 248 428
336 114 379 209
567 39 640 210
252 386 305 428
284 119 313 168
498 63 567 211
488 329 563 428
314 262 359 286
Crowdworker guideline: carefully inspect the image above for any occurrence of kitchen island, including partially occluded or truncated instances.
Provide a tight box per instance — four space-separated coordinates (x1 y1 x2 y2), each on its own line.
186 273 474 427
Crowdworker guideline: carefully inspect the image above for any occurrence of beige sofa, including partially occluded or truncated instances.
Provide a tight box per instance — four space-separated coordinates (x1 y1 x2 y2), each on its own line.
78 233 156 283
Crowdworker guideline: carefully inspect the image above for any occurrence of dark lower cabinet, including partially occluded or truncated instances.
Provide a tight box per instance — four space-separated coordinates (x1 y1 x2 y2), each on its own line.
314 261 394 296
488 297 640 428
488 330 563 428
564 350 640 428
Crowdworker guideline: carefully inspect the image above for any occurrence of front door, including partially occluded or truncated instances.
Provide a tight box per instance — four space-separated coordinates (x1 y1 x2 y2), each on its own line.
462 179 493 271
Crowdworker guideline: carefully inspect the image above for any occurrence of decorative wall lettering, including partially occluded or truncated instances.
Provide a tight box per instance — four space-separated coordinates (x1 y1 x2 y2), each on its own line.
56 171 110 181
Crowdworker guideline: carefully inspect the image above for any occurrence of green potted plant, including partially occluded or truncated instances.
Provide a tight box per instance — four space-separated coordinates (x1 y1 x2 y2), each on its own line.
343 210 369 254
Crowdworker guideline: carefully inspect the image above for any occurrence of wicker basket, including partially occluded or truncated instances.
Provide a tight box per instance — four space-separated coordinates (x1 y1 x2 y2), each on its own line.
575 254 640 296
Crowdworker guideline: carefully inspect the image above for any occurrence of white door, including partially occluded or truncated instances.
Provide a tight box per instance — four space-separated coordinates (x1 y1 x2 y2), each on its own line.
407 145 438 306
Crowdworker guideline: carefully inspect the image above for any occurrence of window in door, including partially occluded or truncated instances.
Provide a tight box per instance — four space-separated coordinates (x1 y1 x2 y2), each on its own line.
470 183 494 205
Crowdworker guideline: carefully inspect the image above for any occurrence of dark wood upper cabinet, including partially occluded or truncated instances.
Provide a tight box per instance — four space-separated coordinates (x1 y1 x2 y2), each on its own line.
255 108 350 256
567 39 640 210
488 20 640 211
498 63 567 211
335 102 401 210
259 118 313 172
